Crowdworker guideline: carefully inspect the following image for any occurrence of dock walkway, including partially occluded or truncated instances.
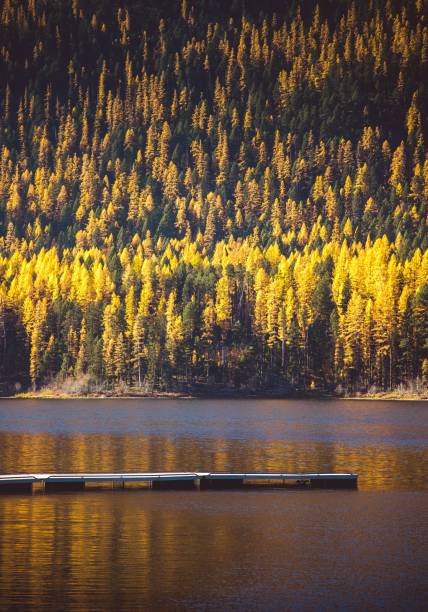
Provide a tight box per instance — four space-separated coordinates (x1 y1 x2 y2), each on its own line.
0 472 358 492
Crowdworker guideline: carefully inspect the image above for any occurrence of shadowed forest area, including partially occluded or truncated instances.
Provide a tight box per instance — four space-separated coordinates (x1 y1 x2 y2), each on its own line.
0 0 427 395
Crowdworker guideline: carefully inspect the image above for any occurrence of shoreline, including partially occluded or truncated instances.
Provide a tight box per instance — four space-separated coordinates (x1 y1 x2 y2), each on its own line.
2 389 427 402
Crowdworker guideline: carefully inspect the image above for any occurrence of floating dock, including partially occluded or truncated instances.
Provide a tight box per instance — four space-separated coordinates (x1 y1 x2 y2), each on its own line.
0 472 358 492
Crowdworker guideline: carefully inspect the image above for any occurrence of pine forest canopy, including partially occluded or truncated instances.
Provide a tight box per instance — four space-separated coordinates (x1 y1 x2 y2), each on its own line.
0 0 427 393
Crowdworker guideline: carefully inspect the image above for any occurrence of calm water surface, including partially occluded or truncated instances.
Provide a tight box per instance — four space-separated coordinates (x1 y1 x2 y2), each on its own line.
0 398 427 610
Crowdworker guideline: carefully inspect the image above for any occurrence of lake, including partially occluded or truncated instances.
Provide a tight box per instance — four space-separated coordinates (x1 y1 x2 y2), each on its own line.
0 398 427 610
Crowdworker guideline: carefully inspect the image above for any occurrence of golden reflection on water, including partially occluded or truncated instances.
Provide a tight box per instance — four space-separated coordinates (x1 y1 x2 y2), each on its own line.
1 401 428 610
0 431 426 490
0 492 243 609
1 489 427 611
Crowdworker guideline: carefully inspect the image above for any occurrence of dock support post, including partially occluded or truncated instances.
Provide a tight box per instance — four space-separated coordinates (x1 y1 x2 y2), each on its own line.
151 479 196 490
310 478 357 489
0 482 33 494
199 478 244 490
44 481 86 492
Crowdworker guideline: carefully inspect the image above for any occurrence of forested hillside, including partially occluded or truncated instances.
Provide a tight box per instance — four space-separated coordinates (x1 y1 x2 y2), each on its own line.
0 0 427 394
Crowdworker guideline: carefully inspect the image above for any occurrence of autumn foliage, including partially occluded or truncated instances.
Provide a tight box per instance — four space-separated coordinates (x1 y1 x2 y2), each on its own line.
0 0 427 393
